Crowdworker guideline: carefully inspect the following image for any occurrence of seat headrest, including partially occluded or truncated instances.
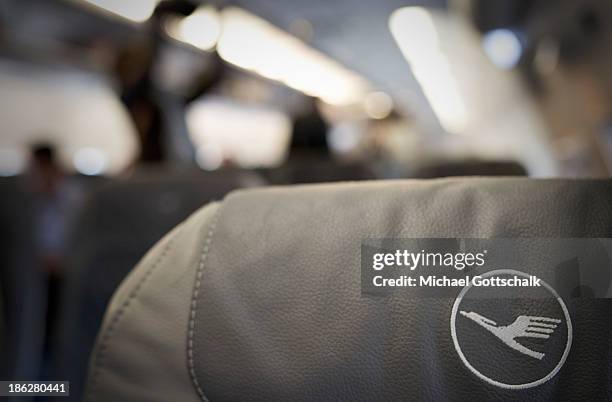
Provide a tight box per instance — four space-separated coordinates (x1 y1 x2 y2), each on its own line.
84 178 612 402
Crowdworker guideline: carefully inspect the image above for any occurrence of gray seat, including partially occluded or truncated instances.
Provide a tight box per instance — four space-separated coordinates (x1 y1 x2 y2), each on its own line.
0 278 5 377
413 159 527 178
267 155 376 184
84 178 612 401
0 178 45 382
55 169 264 401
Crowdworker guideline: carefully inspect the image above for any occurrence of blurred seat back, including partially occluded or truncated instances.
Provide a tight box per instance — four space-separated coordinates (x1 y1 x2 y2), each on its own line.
0 283 4 375
0 177 45 381
268 155 376 184
413 159 527 178
55 168 263 401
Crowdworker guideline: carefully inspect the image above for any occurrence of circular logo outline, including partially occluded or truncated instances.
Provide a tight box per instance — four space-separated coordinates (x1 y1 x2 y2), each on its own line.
450 269 572 389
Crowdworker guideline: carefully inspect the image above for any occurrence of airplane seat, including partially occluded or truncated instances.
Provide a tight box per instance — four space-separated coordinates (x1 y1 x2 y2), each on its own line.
268 157 376 184
0 178 46 381
0 282 4 372
54 168 265 401
84 178 612 402
412 159 527 178
0 268 5 379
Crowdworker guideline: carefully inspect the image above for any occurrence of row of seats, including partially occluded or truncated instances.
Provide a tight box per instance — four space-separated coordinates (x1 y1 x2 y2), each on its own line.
0 159 528 401
0 168 263 401
56 168 265 401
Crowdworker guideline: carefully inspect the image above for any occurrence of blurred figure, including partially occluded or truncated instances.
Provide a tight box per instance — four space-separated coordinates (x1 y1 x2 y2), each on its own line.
290 97 331 156
115 41 165 163
22 143 82 377
26 145 78 274
115 0 224 165
270 97 375 184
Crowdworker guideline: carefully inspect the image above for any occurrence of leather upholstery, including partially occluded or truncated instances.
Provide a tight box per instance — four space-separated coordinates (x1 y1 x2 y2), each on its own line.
84 178 612 401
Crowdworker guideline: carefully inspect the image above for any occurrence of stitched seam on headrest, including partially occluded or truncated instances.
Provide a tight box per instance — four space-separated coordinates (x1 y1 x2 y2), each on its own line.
188 209 221 402
84 229 180 401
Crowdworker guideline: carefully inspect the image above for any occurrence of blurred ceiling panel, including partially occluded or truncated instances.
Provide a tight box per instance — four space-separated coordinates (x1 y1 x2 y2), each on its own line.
228 0 447 131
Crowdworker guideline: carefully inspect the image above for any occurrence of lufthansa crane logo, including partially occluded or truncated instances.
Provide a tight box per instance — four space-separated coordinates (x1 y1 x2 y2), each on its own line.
451 269 572 389
460 312 560 360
